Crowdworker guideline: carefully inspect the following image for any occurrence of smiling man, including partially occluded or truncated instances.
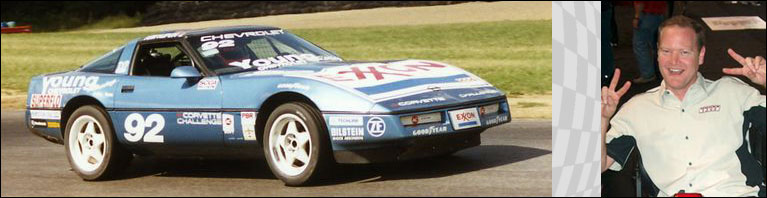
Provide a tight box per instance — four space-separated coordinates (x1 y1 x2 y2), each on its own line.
601 16 766 196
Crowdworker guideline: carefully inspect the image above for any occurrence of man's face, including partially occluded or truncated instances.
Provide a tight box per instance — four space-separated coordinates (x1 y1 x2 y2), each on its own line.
657 26 706 93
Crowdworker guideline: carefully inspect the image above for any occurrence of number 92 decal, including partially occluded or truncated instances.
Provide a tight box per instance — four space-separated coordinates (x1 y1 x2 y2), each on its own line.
124 113 165 143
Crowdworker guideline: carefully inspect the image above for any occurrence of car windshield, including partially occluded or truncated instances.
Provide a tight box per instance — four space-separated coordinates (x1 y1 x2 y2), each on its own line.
188 29 342 74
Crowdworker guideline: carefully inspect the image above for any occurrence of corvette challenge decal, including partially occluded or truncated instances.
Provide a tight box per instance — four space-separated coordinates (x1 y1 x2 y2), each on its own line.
176 112 222 125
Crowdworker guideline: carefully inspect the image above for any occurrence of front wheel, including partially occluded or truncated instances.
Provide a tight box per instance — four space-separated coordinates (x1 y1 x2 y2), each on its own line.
263 102 332 186
64 105 131 180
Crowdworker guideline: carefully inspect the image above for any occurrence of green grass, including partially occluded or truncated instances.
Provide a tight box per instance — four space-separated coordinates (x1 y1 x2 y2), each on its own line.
1 20 551 96
74 13 142 31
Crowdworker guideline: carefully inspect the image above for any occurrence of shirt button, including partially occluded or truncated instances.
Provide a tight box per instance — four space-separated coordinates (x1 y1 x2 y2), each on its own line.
689 183 693 187
682 109 685 112
685 136 689 140
689 162 692 166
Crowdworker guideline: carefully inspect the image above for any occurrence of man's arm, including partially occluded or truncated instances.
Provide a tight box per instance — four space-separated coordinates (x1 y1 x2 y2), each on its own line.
601 69 630 173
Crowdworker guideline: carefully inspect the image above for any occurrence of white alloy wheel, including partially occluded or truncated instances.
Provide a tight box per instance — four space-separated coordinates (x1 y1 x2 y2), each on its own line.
68 115 107 172
268 113 313 176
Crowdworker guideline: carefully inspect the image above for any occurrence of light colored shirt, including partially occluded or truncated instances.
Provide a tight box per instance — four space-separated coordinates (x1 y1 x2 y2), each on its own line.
606 72 766 197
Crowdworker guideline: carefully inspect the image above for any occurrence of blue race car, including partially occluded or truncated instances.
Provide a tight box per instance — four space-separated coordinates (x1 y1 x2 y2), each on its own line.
25 26 511 185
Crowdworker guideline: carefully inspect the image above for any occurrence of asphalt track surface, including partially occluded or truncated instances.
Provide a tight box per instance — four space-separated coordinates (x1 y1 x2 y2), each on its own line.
1 110 551 196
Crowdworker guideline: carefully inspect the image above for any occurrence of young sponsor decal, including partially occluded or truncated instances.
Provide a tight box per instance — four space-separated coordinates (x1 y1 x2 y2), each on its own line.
330 127 365 141
197 78 219 90
412 125 449 136
42 76 100 94
241 112 257 141
397 97 446 107
366 117 386 137
276 83 310 90
200 29 284 42
448 108 480 130
222 113 234 134
484 114 509 126
328 116 363 126
176 112 222 125
228 54 337 70
459 89 500 98
29 94 62 109
29 110 61 120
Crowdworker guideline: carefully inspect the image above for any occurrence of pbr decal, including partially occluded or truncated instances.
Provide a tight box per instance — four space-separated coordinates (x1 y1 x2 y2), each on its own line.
42 76 99 94
200 29 284 42
30 110 61 120
328 116 363 126
366 117 386 137
222 113 234 134
412 125 449 136
197 78 219 90
485 114 509 126
699 105 721 114
176 112 222 125
241 112 257 141
448 108 480 130
330 127 365 141
29 94 62 109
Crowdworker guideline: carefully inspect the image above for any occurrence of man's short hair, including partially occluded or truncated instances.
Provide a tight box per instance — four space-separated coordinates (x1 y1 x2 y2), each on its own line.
658 16 706 51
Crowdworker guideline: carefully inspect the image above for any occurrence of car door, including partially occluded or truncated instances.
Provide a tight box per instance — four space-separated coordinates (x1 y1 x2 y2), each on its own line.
112 41 226 155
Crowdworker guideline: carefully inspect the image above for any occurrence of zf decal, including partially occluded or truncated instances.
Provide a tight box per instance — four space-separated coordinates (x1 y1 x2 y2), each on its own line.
124 113 165 143
367 117 386 137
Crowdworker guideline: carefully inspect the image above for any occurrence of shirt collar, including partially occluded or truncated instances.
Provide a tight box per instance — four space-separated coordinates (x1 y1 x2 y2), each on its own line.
658 72 709 106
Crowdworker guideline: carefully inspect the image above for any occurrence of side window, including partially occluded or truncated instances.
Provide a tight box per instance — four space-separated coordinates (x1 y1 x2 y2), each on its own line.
80 47 124 73
132 42 196 77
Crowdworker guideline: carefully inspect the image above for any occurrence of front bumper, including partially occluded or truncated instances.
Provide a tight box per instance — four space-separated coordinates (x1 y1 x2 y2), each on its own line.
323 98 510 164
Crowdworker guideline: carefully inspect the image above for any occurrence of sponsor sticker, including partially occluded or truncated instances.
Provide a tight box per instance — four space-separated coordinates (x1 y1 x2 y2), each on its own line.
241 112 257 141
144 32 184 40
176 112 222 125
328 116 363 126
222 114 234 134
448 108 480 130
412 125 449 136
197 78 219 90
42 76 100 94
30 110 61 120
200 29 284 42
277 83 310 90
699 105 721 114
484 114 509 126
47 122 60 128
397 97 446 107
366 117 386 137
29 94 62 109
228 54 336 70
330 127 365 141
459 89 500 98
29 119 47 128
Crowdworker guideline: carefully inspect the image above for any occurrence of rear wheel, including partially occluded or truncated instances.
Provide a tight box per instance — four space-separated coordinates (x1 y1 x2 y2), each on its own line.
263 102 331 186
64 105 131 180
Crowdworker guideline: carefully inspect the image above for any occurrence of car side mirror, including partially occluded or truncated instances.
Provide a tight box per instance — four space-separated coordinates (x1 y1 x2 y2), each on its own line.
170 66 202 78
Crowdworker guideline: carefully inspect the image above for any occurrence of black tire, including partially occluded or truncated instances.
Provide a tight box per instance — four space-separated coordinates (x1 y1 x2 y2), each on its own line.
263 102 332 186
64 105 132 180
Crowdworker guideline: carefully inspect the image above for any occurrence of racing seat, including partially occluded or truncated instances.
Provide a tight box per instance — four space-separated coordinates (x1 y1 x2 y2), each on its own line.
135 50 174 76
635 106 766 197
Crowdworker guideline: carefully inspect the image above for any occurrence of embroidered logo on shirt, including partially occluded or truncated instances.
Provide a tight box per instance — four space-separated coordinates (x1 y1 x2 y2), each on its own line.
699 105 720 114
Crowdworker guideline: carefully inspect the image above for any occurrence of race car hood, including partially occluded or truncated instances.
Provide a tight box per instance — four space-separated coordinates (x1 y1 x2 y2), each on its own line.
234 59 506 112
